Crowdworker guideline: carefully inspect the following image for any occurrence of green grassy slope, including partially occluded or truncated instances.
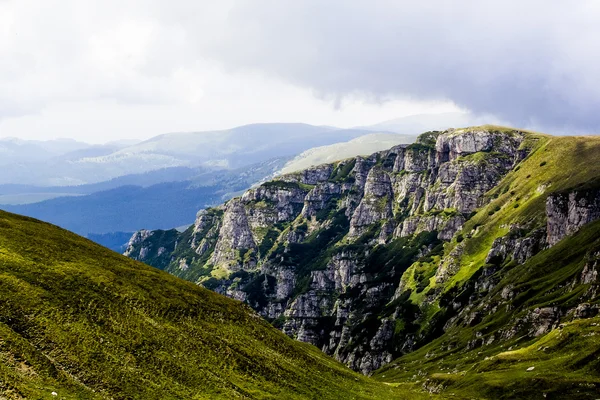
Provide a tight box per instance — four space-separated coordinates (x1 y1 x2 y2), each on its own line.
376 220 600 399
375 133 600 398
399 133 600 305
0 210 428 400
438 133 600 290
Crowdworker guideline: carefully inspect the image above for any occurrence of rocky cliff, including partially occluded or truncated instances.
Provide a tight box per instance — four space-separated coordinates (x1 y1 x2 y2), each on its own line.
125 126 600 378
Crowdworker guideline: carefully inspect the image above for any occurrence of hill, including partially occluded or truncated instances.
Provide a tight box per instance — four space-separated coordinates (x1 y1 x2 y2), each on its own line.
1 158 288 236
126 126 600 397
0 123 390 186
0 137 92 167
275 133 416 176
2 131 414 237
0 210 425 399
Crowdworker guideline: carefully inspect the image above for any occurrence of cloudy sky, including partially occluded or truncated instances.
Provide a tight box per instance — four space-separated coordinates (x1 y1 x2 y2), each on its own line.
1 0 598 143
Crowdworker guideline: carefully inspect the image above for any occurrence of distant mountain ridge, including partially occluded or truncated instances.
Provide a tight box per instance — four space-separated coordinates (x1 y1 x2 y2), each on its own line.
275 133 416 175
0 137 92 166
1 113 487 188
0 123 391 186
1 123 416 239
2 157 290 236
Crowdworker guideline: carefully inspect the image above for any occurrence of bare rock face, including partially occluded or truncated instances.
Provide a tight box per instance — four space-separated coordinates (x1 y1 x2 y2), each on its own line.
192 209 223 256
124 229 153 259
123 228 180 270
546 187 600 246
124 127 537 375
242 184 307 227
581 252 600 284
302 183 342 218
281 164 333 185
396 214 465 241
529 307 561 336
485 226 547 265
349 168 393 237
210 199 257 269
436 129 495 161
435 128 523 162
572 303 600 319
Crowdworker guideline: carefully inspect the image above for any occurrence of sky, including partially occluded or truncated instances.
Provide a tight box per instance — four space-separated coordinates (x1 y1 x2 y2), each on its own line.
1 0 599 143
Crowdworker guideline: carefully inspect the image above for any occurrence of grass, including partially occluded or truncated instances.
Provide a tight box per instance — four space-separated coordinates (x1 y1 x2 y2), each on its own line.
371 130 600 397
375 219 600 399
121 127 600 398
0 210 431 399
433 133 600 290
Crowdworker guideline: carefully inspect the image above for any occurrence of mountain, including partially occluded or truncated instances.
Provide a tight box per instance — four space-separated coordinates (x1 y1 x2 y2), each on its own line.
0 137 92 166
117 123 391 170
275 133 416 176
0 167 205 205
365 112 505 135
0 210 419 399
126 126 600 398
0 123 389 186
2 158 289 236
1 129 411 237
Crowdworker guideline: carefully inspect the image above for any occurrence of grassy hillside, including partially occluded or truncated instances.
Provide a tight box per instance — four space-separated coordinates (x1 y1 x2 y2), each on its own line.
0 210 427 399
376 220 600 399
374 133 600 398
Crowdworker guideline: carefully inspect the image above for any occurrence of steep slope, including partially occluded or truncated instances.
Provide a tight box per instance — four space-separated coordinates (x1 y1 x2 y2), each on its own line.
125 126 530 371
127 126 600 397
0 210 422 399
375 218 600 399
368 133 600 398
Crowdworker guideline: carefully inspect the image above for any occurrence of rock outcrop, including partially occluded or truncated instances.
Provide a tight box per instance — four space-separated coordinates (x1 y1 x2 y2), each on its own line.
125 127 540 374
546 186 600 246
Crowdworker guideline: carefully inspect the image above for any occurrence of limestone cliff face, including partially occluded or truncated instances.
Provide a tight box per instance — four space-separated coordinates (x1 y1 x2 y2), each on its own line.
348 167 394 237
546 186 600 246
126 127 547 374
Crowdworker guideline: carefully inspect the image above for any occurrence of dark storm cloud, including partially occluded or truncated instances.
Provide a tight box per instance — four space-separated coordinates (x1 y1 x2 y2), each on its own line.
205 0 600 133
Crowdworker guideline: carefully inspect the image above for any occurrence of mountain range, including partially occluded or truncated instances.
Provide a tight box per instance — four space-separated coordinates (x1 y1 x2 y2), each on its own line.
0 121 418 247
125 125 600 398
0 123 392 187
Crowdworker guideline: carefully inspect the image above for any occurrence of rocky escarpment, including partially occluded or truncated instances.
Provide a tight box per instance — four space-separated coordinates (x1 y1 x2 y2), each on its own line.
126 127 600 378
126 127 537 373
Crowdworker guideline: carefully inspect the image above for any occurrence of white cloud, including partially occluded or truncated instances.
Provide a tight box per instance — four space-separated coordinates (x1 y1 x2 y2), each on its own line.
201 0 600 134
1 0 596 142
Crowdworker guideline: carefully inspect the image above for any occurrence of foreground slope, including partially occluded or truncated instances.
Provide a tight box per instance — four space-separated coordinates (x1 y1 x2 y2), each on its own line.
127 126 600 398
0 211 421 399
